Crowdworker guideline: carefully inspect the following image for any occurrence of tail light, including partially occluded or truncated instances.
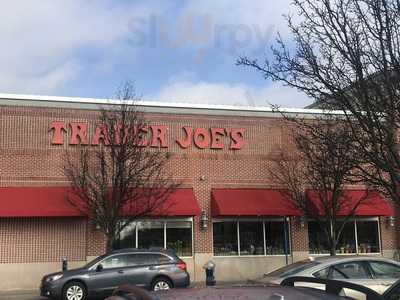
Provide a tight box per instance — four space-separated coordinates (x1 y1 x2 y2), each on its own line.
176 261 187 271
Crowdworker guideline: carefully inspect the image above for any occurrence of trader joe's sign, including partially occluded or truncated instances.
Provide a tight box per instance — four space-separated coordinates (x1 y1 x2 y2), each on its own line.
49 122 245 150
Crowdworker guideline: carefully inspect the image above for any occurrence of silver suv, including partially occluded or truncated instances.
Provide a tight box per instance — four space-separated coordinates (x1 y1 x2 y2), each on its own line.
40 249 190 300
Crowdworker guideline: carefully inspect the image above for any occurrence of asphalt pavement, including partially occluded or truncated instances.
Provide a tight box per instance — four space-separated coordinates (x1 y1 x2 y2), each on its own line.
0 291 45 300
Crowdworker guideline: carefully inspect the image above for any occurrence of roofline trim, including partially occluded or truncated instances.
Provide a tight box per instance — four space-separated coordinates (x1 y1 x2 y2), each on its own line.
0 92 345 115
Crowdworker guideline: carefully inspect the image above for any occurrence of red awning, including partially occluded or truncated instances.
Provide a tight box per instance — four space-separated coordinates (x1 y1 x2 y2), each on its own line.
0 187 82 217
306 190 394 216
211 189 301 217
0 187 201 217
122 188 201 217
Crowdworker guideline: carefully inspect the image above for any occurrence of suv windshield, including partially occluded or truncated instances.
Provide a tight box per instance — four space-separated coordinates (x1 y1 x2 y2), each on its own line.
83 254 108 269
265 260 320 278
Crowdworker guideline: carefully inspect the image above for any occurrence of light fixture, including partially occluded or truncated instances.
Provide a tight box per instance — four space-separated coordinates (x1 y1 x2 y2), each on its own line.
299 215 306 228
200 210 208 229
388 216 396 227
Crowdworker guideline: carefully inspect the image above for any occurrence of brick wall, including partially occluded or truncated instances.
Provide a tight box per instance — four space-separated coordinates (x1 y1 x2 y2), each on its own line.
0 104 397 263
0 217 86 263
290 218 309 252
380 217 398 250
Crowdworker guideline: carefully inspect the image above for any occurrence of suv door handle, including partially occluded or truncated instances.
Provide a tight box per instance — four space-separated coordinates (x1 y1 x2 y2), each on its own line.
118 270 124 274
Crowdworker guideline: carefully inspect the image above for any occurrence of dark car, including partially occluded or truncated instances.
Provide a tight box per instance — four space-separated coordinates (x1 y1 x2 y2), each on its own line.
40 249 190 300
106 276 400 300
105 277 387 300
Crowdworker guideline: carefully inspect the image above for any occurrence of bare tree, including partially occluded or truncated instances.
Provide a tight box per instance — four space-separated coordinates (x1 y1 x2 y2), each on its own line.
238 0 400 205
269 115 371 255
64 83 179 252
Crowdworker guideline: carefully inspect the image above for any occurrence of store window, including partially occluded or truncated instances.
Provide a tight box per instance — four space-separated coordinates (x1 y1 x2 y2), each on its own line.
213 219 290 256
113 219 193 257
213 221 238 256
357 220 380 253
308 222 330 254
114 222 137 249
239 222 264 255
308 218 381 255
336 221 356 254
166 221 192 257
138 221 164 249
265 221 290 255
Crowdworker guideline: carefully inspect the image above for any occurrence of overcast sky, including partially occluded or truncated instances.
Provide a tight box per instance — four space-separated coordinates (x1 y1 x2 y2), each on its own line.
0 1 312 108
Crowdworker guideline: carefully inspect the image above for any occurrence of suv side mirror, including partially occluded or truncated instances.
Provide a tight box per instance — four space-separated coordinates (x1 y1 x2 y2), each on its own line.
96 264 103 272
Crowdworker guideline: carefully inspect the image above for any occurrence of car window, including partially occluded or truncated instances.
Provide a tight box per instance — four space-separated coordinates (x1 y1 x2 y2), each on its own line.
331 262 371 279
101 254 129 269
123 253 173 266
369 261 400 279
145 254 172 264
329 266 348 279
313 267 329 279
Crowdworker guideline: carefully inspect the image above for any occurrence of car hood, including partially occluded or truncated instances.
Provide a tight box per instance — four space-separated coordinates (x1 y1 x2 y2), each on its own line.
43 267 87 280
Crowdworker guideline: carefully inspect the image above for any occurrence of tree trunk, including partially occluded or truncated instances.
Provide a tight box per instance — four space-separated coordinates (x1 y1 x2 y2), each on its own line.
106 235 115 253
329 220 336 256
330 244 336 256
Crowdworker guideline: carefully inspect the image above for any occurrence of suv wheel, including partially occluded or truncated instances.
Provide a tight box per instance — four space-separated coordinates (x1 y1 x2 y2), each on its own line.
63 281 87 300
152 277 172 291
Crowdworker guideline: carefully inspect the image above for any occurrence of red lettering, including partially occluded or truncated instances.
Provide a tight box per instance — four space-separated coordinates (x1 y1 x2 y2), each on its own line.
92 125 110 146
114 123 130 145
69 122 88 145
137 126 149 147
211 128 225 149
176 126 193 149
194 128 211 149
230 128 245 150
48 121 245 151
150 125 168 148
49 121 66 145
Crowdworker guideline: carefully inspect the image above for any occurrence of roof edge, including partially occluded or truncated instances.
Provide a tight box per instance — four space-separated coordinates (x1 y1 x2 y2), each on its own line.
0 92 345 117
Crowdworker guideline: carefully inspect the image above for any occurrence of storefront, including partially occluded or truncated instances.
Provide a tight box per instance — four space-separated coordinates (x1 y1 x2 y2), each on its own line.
0 94 397 290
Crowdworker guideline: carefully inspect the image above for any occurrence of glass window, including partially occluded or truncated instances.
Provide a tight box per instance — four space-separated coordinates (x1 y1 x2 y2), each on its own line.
239 222 264 255
121 254 172 266
313 267 329 279
332 262 371 279
336 221 356 254
308 219 381 255
357 221 380 253
112 219 194 256
114 222 137 249
213 221 238 256
329 266 348 279
266 221 290 255
101 254 129 269
369 261 400 279
166 221 192 257
308 221 330 254
137 221 164 249
141 254 171 265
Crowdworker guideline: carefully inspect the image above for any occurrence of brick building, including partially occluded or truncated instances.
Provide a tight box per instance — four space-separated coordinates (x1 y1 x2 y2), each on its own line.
0 94 397 290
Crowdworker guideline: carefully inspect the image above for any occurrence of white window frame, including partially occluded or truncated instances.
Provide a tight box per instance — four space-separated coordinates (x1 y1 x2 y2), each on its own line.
212 217 291 257
117 217 194 258
308 217 382 256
